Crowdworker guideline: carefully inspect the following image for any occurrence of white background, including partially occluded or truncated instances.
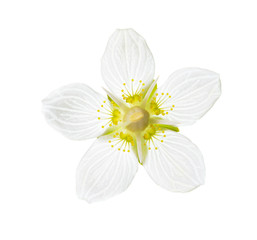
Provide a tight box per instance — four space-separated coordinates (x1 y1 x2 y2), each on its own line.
1 0 257 239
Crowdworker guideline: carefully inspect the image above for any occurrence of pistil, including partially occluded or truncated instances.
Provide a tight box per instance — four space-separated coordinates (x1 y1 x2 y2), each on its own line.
124 106 149 132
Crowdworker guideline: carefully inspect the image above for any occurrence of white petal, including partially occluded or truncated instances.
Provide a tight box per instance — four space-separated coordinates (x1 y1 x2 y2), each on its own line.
42 83 114 140
76 135 138 203
101 29 155 101
143 131 205 192
156 68 221 125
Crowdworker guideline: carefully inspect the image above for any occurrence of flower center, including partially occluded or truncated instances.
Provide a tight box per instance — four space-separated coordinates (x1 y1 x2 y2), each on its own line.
124 106 149 132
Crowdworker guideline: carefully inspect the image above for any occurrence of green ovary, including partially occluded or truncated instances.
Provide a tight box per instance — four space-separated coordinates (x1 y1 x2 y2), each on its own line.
150 100 163 115
124 94 142 104
111 109 121 125
120 132 135 146
143 124 156 140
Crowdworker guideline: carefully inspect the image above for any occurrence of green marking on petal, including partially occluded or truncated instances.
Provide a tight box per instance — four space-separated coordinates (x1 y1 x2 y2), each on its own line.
147 83 157 104
158 124 179 132
107 95 119 108
98 126 121 137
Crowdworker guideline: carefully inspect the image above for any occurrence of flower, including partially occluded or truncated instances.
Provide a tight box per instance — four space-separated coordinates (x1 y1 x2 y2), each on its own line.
42 29 221 203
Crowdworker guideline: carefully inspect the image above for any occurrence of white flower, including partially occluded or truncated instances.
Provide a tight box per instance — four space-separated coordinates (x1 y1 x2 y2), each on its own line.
42 29 221 203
